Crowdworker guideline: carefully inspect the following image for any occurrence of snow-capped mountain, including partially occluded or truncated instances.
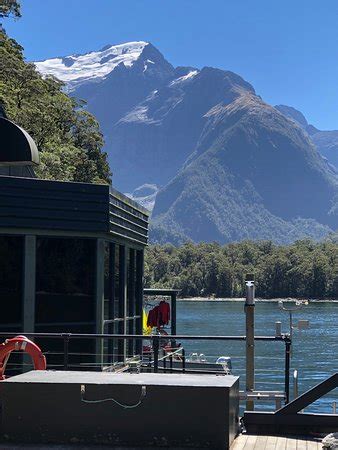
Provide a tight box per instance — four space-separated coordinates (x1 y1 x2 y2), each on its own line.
35 42 175 134
35 41 168 91
34 42 338 245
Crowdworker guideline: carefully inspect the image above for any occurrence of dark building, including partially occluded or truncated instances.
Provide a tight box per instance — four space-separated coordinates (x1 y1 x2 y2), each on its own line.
0 117 149 368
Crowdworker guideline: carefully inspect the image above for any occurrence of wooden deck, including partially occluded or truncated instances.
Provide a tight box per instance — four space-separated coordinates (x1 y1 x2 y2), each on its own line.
231 434 323 450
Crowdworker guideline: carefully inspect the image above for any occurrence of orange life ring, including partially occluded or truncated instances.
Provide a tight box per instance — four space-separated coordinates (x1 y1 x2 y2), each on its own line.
0 335 46 380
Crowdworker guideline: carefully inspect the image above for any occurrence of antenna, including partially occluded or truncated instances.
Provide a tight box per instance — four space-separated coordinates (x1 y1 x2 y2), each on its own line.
278 299 309 356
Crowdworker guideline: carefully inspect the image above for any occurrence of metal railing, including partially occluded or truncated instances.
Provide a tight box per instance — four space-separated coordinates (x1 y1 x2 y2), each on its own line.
0 331 292 404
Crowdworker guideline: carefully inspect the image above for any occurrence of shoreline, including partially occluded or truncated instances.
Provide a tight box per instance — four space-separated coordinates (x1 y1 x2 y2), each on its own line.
177 297 338 303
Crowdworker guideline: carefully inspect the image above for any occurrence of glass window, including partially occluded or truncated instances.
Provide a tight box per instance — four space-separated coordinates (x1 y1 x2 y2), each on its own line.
35 237 96 324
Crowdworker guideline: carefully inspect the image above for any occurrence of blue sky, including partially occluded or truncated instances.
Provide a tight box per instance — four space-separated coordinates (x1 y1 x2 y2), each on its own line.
4 0 338 129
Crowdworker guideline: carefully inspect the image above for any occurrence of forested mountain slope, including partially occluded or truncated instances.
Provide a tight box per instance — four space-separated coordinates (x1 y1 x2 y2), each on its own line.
34 42 338 244
151 94 337 243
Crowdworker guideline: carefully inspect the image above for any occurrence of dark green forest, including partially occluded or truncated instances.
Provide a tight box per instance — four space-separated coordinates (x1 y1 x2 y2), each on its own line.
145 239 338 299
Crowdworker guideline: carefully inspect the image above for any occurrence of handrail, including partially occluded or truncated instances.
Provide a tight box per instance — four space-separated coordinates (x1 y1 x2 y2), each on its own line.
0 332 290 341
0 331 291 404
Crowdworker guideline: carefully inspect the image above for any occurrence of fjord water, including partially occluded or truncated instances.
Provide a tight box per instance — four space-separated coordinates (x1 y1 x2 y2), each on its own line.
177 300 338 413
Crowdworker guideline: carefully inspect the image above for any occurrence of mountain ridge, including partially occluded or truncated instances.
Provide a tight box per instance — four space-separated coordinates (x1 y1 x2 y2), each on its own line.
275 104 338 171
34 42 338 244
152 92 337 244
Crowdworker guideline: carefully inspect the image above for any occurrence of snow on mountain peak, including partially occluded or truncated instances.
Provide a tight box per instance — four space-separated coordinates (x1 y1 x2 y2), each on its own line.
170 69 199 86
35 41 149 89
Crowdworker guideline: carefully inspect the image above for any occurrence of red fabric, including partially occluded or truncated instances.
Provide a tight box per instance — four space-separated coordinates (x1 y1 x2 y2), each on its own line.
158 301 170 325
146 301 171 328
147 306 159 327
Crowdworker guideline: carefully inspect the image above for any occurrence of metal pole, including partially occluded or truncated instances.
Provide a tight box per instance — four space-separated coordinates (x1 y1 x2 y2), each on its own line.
171 292 177 349
153 336 159 373
293 369 298 399
182 348 186 373
289 312 293 358
285 338 291 404
245 275 255 411
23 235 36 335
163 349 167 373
63 335 70 370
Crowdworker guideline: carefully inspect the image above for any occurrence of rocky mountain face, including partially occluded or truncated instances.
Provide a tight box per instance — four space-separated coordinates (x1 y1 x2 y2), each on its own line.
35 43 338 244
153 95 337 243
36 42 175 136
111 66 255 191
275 105 338 171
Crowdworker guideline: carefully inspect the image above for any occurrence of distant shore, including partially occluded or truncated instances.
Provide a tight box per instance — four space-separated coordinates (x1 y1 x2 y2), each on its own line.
178 297 338 302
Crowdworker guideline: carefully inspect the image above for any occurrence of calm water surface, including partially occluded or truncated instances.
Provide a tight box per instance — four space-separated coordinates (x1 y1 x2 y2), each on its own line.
177 300 337 413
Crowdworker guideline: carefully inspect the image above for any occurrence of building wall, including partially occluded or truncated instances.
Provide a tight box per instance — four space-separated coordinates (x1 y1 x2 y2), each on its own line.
0 232 144 371
0 175 148 370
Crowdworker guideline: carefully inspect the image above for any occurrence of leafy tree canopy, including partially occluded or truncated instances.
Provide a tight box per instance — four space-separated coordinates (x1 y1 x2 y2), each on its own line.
0 0 21 19
0 27 111 183
145 239 338 299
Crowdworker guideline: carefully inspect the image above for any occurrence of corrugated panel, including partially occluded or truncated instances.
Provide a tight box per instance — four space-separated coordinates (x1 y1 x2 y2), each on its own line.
0 176 110 233
109 191 149 245
0 177 149 245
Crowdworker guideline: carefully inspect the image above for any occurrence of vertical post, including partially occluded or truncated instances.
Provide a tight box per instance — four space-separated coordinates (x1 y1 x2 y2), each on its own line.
293 369 298 399
135 250 144 356
285 338 291 404
63 334 70 370
153 336 159 373
108 243 115 364
163 349 167 373
171 292 177 348
22 235 36 373
95 239 105 368
245 274 255 411
23 235 36 334
289 312 293 358
128 248 135 357
118 245 127 362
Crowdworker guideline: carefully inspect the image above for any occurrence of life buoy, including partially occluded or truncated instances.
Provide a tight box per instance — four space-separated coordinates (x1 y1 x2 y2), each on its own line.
0 335 46 380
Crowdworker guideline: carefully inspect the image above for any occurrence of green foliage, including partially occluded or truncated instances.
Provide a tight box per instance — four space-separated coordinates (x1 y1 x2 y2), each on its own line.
0 0 21 18
0 29 111 183
145 239 338 299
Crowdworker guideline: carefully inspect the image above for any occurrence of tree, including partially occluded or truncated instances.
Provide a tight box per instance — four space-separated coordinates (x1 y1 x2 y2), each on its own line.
144 240 338 300
0 0 21 19
0 28 111 183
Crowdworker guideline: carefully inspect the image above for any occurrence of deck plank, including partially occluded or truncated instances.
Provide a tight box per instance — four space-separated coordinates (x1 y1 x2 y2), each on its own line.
245 434 258 449
231 434 248 450
286 437 297 450
254 435 268 449
275 436 287 450
296 437 308 450
231 434 322 450
307 440 321 450
265 435 278 450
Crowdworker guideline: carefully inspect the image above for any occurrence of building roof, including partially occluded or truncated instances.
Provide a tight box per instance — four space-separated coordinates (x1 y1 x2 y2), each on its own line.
0 117 39 166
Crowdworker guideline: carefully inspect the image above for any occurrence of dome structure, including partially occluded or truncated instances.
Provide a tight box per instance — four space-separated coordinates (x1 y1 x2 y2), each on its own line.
0 117 39 166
